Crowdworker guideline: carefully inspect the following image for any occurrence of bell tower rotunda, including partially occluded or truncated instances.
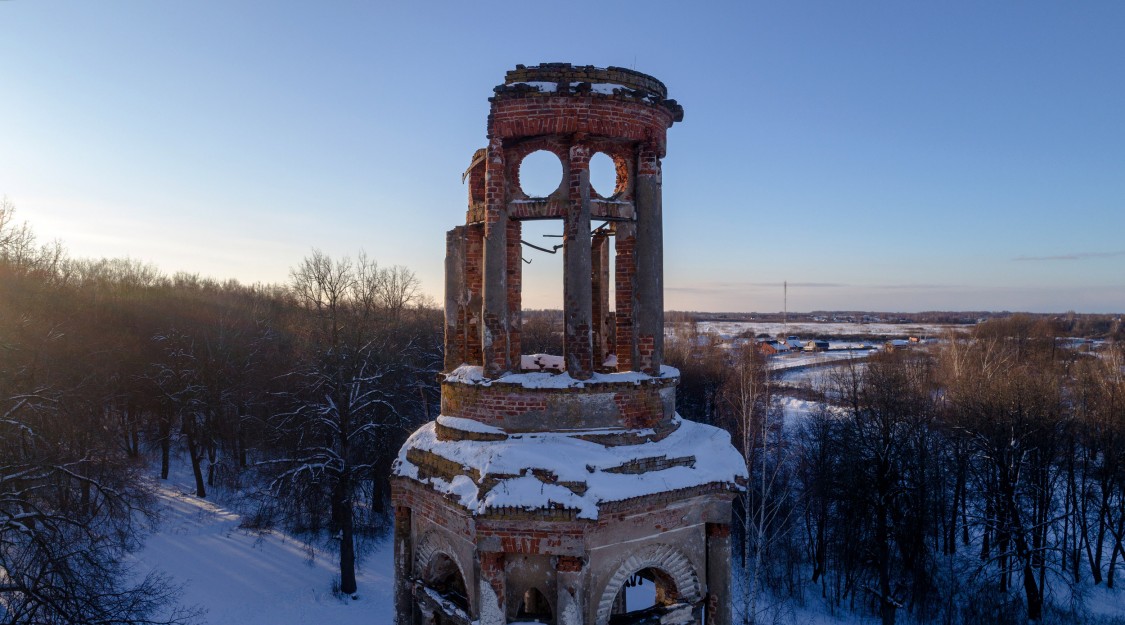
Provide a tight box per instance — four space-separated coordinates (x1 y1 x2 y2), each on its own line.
392 63 746 625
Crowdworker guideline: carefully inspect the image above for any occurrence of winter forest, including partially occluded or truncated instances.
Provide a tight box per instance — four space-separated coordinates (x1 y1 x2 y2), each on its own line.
3 195 1125 625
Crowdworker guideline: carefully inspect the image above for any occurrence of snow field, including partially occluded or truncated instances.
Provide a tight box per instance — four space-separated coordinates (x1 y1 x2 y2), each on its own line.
129 477 395 624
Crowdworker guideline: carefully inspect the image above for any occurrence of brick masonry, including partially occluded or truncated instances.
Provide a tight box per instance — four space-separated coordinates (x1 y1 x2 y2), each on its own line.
398 64 736 625
438 377 675 432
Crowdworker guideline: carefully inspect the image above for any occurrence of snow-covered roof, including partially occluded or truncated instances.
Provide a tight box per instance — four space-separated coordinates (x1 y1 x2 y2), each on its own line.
393 415 746 520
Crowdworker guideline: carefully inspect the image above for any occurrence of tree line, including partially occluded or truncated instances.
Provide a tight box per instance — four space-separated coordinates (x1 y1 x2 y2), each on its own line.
0 199 441 623
666 317 1124 625
5 193 1122 624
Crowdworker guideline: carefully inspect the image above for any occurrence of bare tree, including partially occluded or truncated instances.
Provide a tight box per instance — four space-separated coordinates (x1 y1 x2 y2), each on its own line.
264 250 426 596
376 263 421 322
0 318 199 625
827 351 938 625
939 320 1067 621
721 345 794 625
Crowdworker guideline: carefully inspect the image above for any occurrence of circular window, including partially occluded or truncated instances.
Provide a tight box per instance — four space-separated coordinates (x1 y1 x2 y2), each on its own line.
589 152 618 198
518 150 563 198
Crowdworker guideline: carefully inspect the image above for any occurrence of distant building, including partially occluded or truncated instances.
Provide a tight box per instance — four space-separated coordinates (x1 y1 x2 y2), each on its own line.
804 339 830 352
758 339 789 355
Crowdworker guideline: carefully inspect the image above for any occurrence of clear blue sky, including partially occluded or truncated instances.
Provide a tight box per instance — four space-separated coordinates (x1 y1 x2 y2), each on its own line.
2 2 1122 313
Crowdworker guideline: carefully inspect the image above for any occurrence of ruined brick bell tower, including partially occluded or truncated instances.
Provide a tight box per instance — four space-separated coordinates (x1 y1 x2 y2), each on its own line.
392 64 746 625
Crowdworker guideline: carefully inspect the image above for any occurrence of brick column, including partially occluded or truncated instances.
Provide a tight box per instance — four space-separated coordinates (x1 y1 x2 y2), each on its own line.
393 505 413 625
614 220 637 372
477 551 507 625
591 230 610 369
482 138 509 375
564 143 593 379
444 227 467 371
464 223 485 365
556 556 585 625
706 523 733 625
634 142 663 374
506 218 523 367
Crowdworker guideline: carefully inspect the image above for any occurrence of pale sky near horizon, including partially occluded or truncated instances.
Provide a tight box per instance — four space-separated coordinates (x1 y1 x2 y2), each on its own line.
2 2 1123 314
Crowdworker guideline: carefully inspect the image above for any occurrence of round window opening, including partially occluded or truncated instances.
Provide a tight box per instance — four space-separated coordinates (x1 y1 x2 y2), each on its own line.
589 152 618 198
519 150 563 198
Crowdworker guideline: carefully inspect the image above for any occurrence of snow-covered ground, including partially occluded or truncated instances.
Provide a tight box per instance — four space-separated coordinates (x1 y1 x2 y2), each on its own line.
690 321 966 339
129 446 1125 625
767 349 876 372
129 476 395 624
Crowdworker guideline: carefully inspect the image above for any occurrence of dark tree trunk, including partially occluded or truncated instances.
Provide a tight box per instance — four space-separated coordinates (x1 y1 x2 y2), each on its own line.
206 438 217 488
1108 509 1125 588
877 502 896 625
948 463 965 555
981 496 992 562
334 473 357 595
160 413 172 480
237 405 248 468
1094 487 1111 583
185 428 207 498
1003 476 1043 621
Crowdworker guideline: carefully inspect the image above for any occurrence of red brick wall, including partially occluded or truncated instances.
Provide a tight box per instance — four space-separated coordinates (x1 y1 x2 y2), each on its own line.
614 225 636 371
393 476 736 552
489 97 671 154
453 76 674 377
441 384 548 424
439 380 673 430
463 224 484 365
612 389 663 430
505 219 522 365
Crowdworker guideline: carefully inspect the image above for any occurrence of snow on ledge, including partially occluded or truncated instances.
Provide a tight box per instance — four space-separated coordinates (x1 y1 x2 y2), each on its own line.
394 414 745 520
521 353 564 371
508 81 645 96
444 363 680 388
435 415 505 435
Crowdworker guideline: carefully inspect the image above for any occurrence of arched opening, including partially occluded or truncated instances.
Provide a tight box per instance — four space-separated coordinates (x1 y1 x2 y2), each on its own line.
591 222 616 370
609 567 680 624
589 151 618 198
519 218 565 355
518 150 564 198
516 586 553 623
517 218 618 372
423 552 469 615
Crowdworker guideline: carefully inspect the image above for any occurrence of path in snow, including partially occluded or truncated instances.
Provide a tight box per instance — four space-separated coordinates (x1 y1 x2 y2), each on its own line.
131 482 394 625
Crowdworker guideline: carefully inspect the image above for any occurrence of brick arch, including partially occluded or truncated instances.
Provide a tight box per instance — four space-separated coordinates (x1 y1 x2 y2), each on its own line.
595 543 702 625
583 139 635 200
513 585 554 622
414 531 472 613
505 137 569 200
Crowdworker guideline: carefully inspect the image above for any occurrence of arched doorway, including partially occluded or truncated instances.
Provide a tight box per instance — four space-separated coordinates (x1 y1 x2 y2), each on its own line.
516 586 553 623
423 552 469 615
609 567 680 623
596 544 701 625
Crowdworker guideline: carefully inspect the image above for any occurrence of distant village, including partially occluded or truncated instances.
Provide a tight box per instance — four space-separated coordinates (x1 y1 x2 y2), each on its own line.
663 310 1121 371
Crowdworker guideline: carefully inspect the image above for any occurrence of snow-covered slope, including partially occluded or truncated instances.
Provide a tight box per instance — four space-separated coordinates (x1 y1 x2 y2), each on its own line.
129 483 394 624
